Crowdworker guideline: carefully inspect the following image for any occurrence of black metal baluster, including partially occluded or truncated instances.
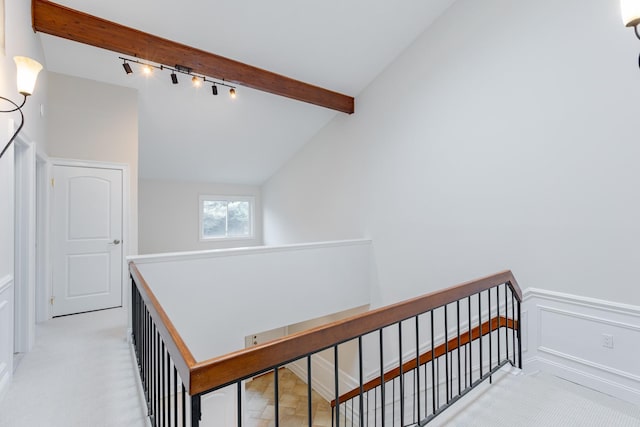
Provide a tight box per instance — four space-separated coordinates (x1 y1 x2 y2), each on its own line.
444 305 449 403
478 292 483 379
181 383 186 427
456 301 461 397
497 285 501 366
415 315 421 422
517 300 522 369
359 337 364 427
308 356 313 427
468 296 472 387
351 400 354 427
512 290 516 366
166 345 170 426
152 326 156 426
436 358 440 409
398 322 404 426
191 394 201 427
237 381 242 427
275 368 280 426
488 288 493 384
504 284 509 364
430 310 435 415
334 346 340 427
146 306 149 399
379 330 385 426
174 366 178 427
162 341 166 427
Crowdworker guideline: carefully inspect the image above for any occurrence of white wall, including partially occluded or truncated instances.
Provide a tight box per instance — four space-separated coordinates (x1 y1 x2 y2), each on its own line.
47 72 139 255
0 0 48 397
139 179 262 254
263 0 640 307
130 239 373 361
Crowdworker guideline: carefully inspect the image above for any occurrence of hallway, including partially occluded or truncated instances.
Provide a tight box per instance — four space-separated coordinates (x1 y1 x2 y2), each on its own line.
0 308 148 427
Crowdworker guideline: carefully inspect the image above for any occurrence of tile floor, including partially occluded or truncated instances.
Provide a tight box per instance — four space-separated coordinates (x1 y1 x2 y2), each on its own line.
245 369 332 427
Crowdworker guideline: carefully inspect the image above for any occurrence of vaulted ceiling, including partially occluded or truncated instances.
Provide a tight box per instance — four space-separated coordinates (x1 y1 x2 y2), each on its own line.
38 0 456 184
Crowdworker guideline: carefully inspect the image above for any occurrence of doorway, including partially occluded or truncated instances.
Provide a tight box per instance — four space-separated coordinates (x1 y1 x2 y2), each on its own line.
50 161 126 317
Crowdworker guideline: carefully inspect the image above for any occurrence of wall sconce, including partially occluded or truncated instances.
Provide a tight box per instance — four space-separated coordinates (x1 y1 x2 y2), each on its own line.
0 56 43 159
622 0 640 67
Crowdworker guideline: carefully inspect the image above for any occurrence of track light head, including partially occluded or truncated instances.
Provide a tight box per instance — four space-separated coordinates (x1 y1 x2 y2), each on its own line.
123 62 133 75
229 88 236 98
142 64 152 75
192 76 202 88
212 85 218 96
171 72 178 84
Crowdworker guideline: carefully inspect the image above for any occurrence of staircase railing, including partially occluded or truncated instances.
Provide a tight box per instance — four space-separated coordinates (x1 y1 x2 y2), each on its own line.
130 264 522 426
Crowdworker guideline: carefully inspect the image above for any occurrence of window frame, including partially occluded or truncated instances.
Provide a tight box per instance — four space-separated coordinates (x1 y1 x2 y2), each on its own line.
198 195 255 241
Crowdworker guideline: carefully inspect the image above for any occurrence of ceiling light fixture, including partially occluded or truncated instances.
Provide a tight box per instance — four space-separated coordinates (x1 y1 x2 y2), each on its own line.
0 56 43 159
118 56 237 98
122 60 133 75
621 0 640 68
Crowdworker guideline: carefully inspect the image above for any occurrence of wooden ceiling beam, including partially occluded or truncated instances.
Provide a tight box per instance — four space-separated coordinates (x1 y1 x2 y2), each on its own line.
32 0 354 114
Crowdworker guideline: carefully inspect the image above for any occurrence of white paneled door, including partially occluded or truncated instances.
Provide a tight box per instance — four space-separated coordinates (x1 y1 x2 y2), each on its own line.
51 165 123 317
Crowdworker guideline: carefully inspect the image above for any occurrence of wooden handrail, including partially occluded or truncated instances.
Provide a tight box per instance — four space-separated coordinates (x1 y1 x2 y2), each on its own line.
129 263 197 391
187 270 521 395
129 265 520 395
330 315 518 407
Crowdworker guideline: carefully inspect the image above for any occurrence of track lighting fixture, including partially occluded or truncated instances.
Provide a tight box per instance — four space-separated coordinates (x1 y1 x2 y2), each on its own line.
0 56 43 159
118 56 237 99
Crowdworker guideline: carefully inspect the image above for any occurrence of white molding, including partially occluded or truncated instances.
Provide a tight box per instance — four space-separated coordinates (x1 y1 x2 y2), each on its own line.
538 305 640 332
128 238 372 264
523 288 640 405
523 287 640 317
0 275 12 294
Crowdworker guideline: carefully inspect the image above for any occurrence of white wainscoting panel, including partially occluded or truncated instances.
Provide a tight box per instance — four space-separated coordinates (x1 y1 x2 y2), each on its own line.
523 288 640 405
0 275 14 401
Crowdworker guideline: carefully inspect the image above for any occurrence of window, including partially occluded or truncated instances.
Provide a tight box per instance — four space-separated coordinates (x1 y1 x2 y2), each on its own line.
199 195 254 240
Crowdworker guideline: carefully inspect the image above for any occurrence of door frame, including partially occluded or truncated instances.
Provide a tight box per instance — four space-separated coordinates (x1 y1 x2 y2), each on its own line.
14 133 36 353
49 158 130 316
35 149 50 322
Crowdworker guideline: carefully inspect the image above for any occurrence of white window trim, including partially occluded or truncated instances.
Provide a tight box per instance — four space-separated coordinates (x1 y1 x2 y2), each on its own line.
199 195 255 241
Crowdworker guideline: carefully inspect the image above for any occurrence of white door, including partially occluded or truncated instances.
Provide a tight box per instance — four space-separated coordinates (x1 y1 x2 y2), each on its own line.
51 165 123 317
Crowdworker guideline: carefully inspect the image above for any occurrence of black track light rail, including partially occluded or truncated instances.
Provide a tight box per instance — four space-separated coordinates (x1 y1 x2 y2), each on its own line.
119 56 237 91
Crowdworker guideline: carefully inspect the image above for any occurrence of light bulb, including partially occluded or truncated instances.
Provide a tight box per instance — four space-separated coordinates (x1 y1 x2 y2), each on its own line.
14 56 43 96
229 88 236 98
142 65 152 75
192 76 202 88
621 0 640 26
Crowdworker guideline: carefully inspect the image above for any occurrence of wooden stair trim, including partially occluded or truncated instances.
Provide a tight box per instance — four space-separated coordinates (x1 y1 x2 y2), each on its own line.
331 315 518 406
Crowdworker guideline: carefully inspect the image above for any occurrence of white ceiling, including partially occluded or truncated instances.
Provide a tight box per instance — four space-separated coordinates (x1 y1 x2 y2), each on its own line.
40 0 456 185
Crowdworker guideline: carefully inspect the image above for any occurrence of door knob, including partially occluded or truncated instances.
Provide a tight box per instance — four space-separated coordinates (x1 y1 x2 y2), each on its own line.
109 239 121 245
